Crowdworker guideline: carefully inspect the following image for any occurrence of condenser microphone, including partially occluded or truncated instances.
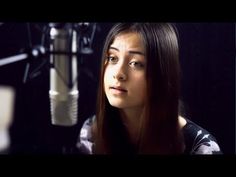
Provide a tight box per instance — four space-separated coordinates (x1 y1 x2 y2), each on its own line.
49 23 79 126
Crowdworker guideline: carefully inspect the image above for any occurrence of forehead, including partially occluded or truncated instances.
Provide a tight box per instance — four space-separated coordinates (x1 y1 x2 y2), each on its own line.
110 32 144 51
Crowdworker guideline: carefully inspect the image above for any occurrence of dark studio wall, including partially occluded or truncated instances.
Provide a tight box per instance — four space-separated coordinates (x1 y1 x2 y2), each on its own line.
0 23 234 154
176 23 235 154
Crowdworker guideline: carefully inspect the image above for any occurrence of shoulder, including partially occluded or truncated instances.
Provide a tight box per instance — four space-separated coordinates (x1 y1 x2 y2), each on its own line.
182 118 222 154
76 115 95 154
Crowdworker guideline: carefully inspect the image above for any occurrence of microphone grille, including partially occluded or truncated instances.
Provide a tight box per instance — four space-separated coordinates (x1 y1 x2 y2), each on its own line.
50 90 79 126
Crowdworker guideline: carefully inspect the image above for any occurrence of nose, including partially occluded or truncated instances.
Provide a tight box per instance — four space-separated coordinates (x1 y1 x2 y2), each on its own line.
113 63 127 81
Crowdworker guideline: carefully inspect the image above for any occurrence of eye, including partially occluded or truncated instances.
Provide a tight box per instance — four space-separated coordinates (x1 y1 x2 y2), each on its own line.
107 56 118 63
129 61 145 69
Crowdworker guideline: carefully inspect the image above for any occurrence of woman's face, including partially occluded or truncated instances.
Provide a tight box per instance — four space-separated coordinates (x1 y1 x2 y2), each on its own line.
104 32 147 111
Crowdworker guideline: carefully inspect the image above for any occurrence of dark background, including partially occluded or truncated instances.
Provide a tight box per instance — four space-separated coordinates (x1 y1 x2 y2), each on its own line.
0 23 234 154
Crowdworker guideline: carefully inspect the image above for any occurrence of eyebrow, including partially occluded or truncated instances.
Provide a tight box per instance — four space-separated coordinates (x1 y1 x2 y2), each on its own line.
109 46 145 56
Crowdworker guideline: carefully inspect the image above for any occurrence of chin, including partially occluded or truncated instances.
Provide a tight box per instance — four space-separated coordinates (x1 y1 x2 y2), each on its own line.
108 99 126 109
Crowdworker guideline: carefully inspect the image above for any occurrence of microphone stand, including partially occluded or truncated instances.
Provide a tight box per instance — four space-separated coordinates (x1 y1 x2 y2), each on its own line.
0 46 46 67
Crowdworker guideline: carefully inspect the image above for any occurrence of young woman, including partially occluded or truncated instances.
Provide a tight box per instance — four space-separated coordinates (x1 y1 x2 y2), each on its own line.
77 23 222 154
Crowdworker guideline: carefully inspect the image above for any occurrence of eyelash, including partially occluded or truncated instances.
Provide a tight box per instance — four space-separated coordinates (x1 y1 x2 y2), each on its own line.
128 61 144 69
107 56 117 63
106 56 145 69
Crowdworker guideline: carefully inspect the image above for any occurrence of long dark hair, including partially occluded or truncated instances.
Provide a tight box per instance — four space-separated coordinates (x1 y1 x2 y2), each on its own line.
94 23 184 154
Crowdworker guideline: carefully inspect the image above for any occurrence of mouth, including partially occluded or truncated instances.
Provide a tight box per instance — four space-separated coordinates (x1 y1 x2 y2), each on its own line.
109 86 127 93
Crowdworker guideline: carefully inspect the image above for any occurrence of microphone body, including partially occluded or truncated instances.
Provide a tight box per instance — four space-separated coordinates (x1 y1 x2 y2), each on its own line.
49 24 79 126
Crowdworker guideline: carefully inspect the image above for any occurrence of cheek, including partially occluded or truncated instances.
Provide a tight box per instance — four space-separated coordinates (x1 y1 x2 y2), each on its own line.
135 77 147 97
137 82 147 105
142 83 147 98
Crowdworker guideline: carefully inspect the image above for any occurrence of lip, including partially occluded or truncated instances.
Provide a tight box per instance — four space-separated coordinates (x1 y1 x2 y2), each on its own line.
109 86 127 94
